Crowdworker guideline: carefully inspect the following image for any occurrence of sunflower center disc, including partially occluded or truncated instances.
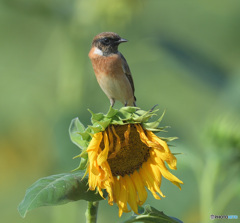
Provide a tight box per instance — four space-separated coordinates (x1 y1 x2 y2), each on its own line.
105 124 150 177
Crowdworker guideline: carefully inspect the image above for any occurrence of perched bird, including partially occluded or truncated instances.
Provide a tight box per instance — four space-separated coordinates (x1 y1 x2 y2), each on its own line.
88 32 136 107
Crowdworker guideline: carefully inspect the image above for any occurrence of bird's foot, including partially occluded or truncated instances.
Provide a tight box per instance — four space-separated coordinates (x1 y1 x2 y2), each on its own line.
110 98 115 107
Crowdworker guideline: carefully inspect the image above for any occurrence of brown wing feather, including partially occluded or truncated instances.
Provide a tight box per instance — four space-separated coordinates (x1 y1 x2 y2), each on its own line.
119 53 136 99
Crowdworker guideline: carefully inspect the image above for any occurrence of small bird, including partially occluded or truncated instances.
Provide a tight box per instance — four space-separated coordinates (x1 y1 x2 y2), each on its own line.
88 32 136 107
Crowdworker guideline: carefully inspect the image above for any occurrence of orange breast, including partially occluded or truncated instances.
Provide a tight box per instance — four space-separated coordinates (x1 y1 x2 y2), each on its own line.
89 47 123 77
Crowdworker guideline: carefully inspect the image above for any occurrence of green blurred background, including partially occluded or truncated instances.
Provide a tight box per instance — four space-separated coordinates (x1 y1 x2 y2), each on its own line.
1 0 240 222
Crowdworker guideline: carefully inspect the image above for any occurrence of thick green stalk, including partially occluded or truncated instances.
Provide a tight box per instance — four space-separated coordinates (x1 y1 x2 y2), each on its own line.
85 201 99 223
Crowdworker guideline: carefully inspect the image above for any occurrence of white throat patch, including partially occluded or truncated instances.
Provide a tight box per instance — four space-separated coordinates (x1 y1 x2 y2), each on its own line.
93 47 103 56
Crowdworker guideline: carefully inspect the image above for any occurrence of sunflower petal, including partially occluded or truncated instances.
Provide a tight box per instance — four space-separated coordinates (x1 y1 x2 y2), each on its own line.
131 171 148 205
152 148 177 170
97 132 110 166
139 163 161 200
107 127 114 152
117 176 130 217
108 126 121 159
124 124 131 146
136 124 159 148
153 156 183 189
113 176 121 202
125 175 138 214
86 132 103 152
145 160 165 197
88 166 98 190
147 131 170 152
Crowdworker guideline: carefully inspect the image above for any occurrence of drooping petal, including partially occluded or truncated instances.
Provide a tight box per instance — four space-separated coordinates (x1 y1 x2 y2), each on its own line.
131 171 148 205
152 147 177 170
97 131 110 166
136 124 159 148
104 180 114 205
88 165 98 190
89 159 100 176
147 131 170 153
145 159 165 197
124 124 131 146
87 133 102 173
108 126 121 159
113 176 121 203
125 175 138 214
107 126 114 153
97 186 104 199
139 163 161 200
117 176 130 217
151 154 183 189
100 161 113 182
87 132 103 152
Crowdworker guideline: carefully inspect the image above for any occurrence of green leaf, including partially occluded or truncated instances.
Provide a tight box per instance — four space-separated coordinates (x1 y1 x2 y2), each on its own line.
160 137 178 142
88 125 103 133
117 110 133 120
106 106 119 118
69 118 89 150
73 152 88 171
88 109 105 122
140 110 165 128
111 117 124 125
18 171 103 218
123 205 183 223
133 112 155 123
95 119 111 130
119 106 138 113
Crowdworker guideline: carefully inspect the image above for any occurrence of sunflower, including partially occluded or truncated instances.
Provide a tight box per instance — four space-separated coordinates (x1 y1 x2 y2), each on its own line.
70 107 183 217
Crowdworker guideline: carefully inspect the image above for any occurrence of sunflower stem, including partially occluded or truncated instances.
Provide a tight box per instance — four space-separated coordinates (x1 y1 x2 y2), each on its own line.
85 201 99 223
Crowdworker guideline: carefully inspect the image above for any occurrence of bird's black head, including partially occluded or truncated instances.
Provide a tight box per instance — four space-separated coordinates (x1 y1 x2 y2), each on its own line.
92 32 127 55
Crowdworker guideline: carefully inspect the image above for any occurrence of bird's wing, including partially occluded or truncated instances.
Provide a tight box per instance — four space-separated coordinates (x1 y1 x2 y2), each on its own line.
119 53 135 94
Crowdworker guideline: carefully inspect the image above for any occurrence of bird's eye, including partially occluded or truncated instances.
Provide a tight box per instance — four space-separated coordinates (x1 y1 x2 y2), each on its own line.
102 38 111 45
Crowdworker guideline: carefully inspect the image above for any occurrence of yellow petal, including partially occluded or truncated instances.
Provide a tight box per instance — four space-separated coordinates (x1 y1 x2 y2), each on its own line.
153 156 183 189
97 165 106 181
87 132 102 174
108 125 121 159
145 160 165 197
131 171 148 205
107 127 114 152
147 131 170 153
136 124 158 148
104 180 114 205
97 132 110 166
88 167 98 190
117 176 130 216
100 161 113 182
124 124 131 146
89 159 100 176
125 175 138 214
97 186 104 199
113 177 125 217
87 132 103 176
139 163 161 200
113 176 121 202
87 132 103 152
152 148 177 170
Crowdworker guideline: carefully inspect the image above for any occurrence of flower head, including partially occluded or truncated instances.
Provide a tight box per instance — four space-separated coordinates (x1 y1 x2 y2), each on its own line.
70 107 183 217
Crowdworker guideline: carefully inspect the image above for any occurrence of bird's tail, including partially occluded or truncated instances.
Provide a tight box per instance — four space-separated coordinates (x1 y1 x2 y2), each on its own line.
125 96 137 107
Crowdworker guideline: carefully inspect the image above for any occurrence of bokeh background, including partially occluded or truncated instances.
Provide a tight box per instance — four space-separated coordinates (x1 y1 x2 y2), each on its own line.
1 0 240 222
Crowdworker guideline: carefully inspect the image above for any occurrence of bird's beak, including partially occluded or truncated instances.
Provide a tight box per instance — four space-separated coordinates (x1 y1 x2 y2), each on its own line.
118 38 128 43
